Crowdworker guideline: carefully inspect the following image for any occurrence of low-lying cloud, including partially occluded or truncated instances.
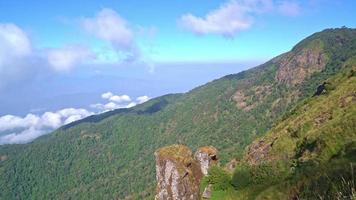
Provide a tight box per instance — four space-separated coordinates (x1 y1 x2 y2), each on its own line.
0 108 92 144
91 92 150 112
0 93 150 145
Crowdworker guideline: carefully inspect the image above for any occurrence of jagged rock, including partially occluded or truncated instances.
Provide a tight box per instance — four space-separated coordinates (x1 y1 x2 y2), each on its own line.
202 184 212 199
154 145 203 200
244 137 277 165
194 146 218 175
274 43 327 86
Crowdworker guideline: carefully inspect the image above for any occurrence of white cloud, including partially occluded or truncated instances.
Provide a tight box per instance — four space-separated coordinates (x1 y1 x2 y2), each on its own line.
101 92 131 103
0 92 149 144
41 112 62 129
0 23 39 90
179 0 301 37
277 1 300 16
94 92 134 111
109 94 131 103
64 115 83 124
0 23 98 90
0 23 93 73
0 108 92 144
180 0 253 37
0 127 44 145
0 14 154 90
0 23 32 65
126 102 137 108
104 102 119 110
101 92 114 99
82 8 139 59
47 45 96 71
90 101 136 111
136 95 150 104
93 92 150 112
0 114 39 132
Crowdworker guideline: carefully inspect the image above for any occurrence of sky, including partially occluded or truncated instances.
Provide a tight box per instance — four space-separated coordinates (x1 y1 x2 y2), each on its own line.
0 0 355 144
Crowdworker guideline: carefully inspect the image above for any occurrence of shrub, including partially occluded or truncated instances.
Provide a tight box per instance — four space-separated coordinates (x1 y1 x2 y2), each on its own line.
252 161 290 185
231 163 253 189
232 161 290 189
206 166 232 191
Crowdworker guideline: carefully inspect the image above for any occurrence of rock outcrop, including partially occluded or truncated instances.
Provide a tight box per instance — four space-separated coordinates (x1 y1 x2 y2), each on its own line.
244 137 278 165
154 145 218 200
201 184 212 199
194 146 218 176
154 145 203 200
274 40 327 86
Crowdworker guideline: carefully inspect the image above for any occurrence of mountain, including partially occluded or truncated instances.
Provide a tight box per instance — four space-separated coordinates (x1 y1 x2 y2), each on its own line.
0 28 355 199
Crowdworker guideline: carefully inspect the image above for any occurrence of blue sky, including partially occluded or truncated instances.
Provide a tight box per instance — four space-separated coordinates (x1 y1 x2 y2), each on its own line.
1 0 355 62
0 0 355 144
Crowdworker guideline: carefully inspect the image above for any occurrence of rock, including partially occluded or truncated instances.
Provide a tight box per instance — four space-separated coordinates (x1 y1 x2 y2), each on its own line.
0 155 7 162
194 146 218 175
244 138 274 165
225 159 237 172
154 145 203 200
274 44 327 86
202 184 212 199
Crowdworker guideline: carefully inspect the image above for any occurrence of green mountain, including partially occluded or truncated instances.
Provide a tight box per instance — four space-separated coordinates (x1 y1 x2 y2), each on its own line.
0 28 355 200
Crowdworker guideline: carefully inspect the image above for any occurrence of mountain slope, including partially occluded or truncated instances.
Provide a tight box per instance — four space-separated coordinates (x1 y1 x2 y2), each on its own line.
209 63 355 200
0 28 355 199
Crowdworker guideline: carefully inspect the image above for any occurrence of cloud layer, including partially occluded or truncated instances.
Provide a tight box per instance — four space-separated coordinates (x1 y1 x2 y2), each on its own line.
0 92 150 144
0 108 92 144
179 0 301 37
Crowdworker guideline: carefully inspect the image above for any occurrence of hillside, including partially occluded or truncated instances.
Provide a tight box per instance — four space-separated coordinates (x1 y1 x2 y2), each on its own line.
0 28 355 199
205 61 356 199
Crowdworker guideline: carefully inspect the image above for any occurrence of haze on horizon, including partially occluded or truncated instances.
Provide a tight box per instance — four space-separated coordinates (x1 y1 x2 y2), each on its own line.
0 0 355 144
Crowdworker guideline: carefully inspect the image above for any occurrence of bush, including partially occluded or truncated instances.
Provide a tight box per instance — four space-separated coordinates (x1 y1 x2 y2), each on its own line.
232 162 290 189
231 163 253 189
252 161 290 185
206 166 232 191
